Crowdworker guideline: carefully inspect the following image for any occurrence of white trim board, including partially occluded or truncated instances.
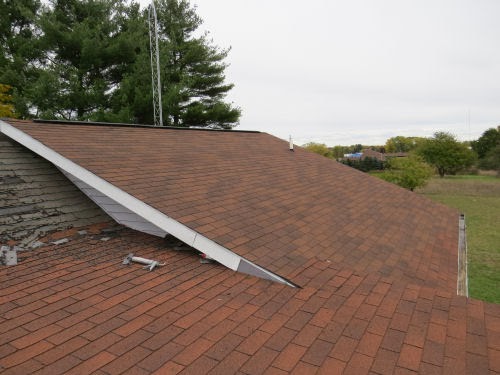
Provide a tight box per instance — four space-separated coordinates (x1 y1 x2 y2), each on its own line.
0 120 295 287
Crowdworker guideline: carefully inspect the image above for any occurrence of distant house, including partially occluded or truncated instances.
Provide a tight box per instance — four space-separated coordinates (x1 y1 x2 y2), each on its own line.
342 149 407 162
343 152 363 159
360 148 408 162
1 118 499 374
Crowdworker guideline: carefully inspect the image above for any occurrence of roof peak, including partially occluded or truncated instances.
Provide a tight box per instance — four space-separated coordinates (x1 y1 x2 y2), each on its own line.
32 118 260 134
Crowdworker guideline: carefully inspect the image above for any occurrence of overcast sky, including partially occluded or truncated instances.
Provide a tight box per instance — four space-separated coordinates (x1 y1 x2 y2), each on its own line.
141 0 500 146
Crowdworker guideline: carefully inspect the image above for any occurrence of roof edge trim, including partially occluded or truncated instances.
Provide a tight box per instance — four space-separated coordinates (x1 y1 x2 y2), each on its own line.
32 119 260 133
192 234 297 287
236 257 301 288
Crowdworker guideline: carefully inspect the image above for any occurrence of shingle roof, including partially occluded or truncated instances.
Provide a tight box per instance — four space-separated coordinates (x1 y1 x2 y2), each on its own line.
1 118 499 373
1 119 459 289
1 228 499 374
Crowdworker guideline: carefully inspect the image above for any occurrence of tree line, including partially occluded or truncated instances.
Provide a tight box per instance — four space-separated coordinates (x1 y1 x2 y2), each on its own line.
304 128 500 190
0 0 240 128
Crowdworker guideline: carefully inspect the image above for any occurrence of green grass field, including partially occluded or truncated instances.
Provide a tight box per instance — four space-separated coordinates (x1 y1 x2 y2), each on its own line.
416 176 500 303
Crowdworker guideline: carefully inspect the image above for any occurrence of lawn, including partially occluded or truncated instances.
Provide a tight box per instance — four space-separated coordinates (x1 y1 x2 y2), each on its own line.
416 175 500 303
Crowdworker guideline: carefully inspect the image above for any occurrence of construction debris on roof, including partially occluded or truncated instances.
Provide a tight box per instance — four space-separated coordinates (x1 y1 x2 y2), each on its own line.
0 245 17 266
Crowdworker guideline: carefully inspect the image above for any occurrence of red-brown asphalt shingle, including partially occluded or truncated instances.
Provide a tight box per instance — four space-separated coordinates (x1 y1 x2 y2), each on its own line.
4 119 459 289
0 228 499 374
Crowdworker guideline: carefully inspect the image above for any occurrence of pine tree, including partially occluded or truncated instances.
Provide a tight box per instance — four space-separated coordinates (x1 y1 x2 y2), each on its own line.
31 0 140 120
116 0 240 128
1 0 240 126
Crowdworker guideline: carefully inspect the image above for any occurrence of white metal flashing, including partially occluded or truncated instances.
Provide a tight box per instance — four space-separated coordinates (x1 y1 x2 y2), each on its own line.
0 120 295 287
60 169 168 237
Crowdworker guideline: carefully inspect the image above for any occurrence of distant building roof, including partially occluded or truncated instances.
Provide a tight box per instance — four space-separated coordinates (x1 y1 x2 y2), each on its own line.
343 152 363 158
360 149 408 162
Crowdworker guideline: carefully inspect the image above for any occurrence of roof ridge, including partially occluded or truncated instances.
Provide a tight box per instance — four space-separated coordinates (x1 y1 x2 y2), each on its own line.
32 118 261 133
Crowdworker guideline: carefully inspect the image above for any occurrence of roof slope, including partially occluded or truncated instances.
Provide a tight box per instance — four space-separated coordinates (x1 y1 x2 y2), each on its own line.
0 229 498 374
1 119 459 288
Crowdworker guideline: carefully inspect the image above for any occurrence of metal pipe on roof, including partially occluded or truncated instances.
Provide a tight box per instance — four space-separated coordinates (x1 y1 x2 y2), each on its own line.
122 253 165 271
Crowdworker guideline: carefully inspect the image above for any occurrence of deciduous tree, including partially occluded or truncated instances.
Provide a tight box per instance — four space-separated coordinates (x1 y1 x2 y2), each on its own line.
378 155 432 191
479 144 500 177
471 127 500 159
385 136 425 153
0 84 17 117
416 132 476 178
330 145 350 159
303 142 332 158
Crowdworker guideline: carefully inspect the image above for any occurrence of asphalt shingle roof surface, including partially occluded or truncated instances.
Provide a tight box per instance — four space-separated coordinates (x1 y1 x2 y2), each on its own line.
1 228 499 374
4 119 459 288
2 119 500 373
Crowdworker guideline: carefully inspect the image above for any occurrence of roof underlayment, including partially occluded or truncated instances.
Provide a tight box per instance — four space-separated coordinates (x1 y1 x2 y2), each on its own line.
0 118 461 289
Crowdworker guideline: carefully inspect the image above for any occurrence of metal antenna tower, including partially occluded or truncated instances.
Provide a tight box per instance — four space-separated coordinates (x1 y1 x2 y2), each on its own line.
148 1 163 126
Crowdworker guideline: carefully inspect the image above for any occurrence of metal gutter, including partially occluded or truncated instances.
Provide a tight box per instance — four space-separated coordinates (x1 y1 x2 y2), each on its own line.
457 213 468 297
